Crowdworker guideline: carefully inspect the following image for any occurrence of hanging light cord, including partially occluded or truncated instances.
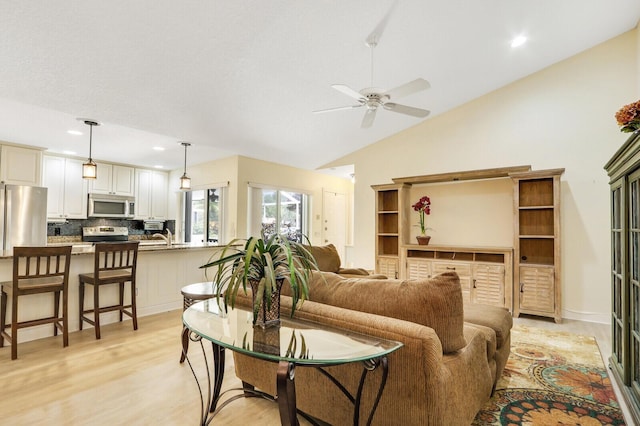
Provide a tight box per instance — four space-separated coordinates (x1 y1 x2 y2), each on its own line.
88 123 93 160
183 143 187 175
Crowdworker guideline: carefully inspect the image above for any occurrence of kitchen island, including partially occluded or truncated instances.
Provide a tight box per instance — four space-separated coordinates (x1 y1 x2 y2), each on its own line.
0 242 226 345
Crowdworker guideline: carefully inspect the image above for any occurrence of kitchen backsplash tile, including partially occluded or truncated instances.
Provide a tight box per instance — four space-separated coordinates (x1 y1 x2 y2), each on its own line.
47 219 175 239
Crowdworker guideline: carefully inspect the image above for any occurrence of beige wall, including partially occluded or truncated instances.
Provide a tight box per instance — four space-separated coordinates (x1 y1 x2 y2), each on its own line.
328 28 640 323
170 155 352 245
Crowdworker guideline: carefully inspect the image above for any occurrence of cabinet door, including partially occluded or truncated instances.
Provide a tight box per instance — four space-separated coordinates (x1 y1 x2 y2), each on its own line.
43 157 87 219
89 162 113 194
610 177 626 380
519 266 554 313
150 171 168 219
135 169 152 219
377 257 399 279
43 156 65 218
628 169 640 396
406 258 431 279
63 159 88 218
1 145 42 186
112 165 135 196
472 264 505 307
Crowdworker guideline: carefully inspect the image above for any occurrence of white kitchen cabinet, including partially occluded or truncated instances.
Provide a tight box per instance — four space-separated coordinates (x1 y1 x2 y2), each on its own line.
135 169 168 220
0 145 43 186
43 156 88 220
89 163 135 196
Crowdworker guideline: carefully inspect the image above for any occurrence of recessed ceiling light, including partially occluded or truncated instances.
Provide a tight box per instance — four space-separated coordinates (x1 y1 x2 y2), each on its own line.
511 35 527 48
63 150 77 155
154 165 164 169
153 146 165 151
67 130 83 135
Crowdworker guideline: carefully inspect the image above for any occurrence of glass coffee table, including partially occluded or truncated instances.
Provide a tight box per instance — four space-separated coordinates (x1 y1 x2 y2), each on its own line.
182 299 403 426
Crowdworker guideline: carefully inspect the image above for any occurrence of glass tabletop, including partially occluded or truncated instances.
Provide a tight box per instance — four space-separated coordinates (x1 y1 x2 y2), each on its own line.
183 299 403 365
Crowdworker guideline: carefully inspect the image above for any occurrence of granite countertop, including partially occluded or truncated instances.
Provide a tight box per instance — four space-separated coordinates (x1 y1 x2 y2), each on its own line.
66 241 222 254
0 241 223 259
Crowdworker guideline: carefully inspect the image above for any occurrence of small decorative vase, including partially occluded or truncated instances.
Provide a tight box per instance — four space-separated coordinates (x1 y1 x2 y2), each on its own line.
416 235 431 245
250 278 283 328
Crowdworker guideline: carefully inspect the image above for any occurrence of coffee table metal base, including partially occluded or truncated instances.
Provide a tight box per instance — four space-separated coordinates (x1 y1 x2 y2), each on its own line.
183 333 389 426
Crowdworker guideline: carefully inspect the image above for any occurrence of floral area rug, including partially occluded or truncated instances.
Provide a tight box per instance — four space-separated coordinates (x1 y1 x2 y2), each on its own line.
473 324 625 426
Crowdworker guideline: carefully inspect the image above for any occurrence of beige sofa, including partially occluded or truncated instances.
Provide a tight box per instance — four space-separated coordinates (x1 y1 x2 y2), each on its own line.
306 244 388 279
233 271 512 425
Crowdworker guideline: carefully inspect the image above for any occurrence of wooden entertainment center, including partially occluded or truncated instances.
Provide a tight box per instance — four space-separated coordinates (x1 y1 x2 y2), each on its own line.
372 165 564 320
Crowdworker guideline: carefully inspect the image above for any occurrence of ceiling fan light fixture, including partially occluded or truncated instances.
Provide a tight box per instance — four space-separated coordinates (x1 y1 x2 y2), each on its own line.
179 142 192 190
78 118 100 179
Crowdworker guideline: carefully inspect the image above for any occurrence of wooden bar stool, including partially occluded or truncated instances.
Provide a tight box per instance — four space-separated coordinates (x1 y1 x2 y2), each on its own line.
180 282 217 363
0 245 72 360
79 241 139 340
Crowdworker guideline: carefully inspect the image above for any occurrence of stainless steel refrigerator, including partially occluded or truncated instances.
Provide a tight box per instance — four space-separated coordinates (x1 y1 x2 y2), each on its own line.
0 184 48 250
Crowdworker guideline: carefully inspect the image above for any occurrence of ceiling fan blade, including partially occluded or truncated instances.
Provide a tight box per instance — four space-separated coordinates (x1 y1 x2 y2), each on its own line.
365 0 398 46
332 84 365 101
384 78 431 100
313 104 363 114
383 102 430 118
361 108 377 128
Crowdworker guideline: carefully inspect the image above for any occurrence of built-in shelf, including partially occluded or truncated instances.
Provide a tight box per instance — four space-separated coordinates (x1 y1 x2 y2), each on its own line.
372 166 563 317
512 169 563 322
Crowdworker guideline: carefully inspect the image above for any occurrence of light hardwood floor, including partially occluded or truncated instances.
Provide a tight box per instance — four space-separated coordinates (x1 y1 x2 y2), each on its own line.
0 311 628 425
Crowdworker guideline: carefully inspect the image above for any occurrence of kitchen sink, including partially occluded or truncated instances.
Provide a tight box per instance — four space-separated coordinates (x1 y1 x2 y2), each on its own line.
138 240 168 246
71 244 94 253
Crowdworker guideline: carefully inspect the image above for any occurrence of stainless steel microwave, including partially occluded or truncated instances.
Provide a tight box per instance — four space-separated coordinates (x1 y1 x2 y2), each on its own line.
88 193 135 218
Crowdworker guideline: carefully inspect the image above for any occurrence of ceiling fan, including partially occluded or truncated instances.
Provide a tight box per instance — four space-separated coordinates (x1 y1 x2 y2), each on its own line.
313 2 430 128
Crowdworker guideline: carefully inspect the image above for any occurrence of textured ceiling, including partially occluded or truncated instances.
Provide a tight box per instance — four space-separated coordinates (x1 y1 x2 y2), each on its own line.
0 1 638 175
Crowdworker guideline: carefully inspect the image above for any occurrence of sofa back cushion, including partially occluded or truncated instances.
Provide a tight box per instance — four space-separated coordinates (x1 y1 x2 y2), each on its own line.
289 271 465 353
306 244 341 273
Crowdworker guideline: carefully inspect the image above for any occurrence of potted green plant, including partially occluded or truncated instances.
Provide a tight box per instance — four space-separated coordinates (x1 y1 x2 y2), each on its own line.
200 232 319 327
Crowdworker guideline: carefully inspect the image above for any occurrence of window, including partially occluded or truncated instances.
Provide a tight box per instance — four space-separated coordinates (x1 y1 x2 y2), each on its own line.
184 187 224 243
249 187 308 242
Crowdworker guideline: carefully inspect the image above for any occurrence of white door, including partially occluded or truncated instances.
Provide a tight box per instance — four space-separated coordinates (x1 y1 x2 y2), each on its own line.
322 190 347 263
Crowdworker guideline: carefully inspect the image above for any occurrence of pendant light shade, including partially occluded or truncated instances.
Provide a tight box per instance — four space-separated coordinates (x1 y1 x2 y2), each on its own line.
179 142 191 190
80 119 100 179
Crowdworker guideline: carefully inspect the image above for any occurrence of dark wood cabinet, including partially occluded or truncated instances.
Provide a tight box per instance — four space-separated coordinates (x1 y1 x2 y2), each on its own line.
605 130 640 425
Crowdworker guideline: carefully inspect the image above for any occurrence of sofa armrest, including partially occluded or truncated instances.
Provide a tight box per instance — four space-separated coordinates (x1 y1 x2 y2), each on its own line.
336 267 369 275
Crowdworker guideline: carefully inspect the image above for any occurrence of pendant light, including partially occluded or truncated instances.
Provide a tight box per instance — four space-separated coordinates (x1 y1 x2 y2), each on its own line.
80 119 99 179
179 142 191 190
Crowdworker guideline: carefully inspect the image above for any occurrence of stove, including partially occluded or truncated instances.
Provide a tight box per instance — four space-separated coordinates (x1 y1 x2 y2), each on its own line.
82 226 129 242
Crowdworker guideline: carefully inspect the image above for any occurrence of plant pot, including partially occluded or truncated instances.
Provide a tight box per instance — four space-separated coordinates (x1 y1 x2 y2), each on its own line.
249 278 283 328
252 326 281 355
416 236 431 245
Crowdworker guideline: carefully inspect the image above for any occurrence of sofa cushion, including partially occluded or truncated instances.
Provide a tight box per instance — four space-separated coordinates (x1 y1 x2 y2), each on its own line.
293 270 466 353
464 303 512 349
306 244 341 273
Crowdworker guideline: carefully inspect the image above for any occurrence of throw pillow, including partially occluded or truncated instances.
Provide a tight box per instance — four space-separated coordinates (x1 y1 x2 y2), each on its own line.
306 244 341 273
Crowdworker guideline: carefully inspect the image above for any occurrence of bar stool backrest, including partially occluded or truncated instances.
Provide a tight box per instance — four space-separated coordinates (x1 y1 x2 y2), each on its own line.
13 246 72 291
92 242 139 283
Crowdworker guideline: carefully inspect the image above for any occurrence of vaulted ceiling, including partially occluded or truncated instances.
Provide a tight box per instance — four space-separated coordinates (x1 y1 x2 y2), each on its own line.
0 1 638 175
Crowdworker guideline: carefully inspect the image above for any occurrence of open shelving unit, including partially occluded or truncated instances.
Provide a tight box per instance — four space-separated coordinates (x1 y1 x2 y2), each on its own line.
372 183 409 279
511 169 564 322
